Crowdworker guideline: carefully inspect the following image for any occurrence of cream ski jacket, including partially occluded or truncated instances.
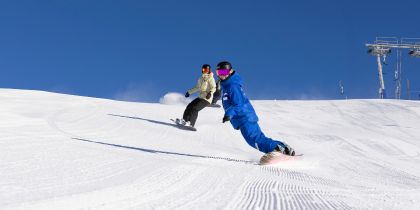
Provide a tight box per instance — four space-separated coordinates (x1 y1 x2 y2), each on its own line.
187 72 216 103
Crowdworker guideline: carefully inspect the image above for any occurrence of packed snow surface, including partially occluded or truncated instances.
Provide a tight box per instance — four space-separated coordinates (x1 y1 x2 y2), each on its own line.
1 89 420 209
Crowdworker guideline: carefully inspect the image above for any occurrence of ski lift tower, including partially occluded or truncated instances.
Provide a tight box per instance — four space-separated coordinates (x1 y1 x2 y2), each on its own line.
366 37 395 99
366 37 420 99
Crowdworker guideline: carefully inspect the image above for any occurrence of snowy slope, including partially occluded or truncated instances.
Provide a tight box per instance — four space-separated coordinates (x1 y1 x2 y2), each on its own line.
1 89 420 210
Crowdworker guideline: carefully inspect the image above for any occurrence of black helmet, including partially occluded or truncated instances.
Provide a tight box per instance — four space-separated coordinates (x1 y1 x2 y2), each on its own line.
216 61 232 70
201 64 211 74
202 64 211 69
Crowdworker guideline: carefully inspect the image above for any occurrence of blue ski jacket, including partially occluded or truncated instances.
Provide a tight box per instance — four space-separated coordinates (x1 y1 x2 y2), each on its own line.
220 71 258 129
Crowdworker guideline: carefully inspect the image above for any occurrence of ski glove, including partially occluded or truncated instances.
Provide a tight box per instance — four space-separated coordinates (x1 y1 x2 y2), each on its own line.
222 115 230 123
206 92 212 99
185 92 190 98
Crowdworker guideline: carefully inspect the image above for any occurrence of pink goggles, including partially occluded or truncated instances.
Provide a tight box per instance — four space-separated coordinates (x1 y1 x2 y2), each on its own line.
216 69 230 76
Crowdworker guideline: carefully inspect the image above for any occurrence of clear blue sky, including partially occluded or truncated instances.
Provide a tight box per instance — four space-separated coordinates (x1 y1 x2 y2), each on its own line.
1 0 420 102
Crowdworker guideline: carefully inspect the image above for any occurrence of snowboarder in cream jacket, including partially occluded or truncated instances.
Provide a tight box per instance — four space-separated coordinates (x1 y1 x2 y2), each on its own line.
177 64 216 128
216 61 295 156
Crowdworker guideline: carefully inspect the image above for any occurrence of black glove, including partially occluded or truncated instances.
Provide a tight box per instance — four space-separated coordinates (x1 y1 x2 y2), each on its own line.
222 115 230 123
206 92 212 99
185 92 190 98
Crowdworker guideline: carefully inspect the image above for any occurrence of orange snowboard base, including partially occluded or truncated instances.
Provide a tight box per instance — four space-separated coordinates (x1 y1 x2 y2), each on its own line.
259 152 302 165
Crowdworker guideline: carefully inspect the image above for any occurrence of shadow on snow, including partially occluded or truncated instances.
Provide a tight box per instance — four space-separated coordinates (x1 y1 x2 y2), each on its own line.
108 114 195 131
72 138 255 165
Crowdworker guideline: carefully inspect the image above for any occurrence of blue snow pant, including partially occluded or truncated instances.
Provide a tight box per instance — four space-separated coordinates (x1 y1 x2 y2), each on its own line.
239 122 285 153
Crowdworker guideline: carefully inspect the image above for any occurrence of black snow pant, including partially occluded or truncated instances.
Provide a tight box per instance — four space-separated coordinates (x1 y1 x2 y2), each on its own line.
211 89 221 104
183 98 210 127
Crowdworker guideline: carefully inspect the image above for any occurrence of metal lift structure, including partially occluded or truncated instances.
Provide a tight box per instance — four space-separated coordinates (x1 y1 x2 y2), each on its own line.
366 37 420 99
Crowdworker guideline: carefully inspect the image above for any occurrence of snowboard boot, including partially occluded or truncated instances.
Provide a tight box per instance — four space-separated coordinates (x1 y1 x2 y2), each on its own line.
175 118 187 126
275 143 295 156
176 118 194 128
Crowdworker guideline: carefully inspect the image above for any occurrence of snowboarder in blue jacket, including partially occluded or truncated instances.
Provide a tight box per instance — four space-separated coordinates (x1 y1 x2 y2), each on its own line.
216 61 295 156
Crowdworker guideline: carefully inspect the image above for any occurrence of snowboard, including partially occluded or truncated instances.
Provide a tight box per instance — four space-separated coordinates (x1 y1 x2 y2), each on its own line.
259 152 303 165
170 118 197 131
208 104 221 108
